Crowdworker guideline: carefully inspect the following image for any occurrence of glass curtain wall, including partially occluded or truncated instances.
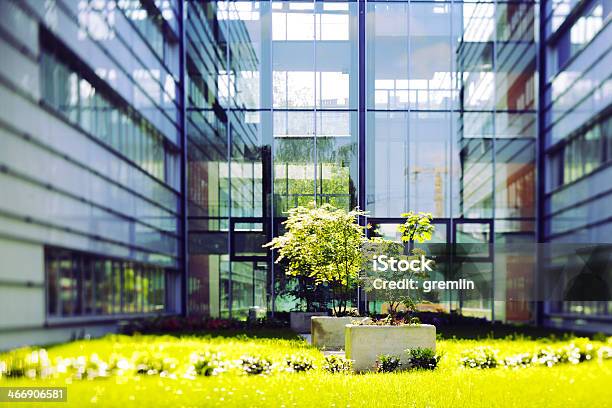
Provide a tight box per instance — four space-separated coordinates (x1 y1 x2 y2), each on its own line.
187 0 358 317
365 0 537 320
541 0 612 325
458 0 537 321
186 0 536 320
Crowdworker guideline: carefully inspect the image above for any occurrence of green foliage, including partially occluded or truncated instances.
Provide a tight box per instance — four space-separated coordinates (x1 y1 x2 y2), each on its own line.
351 314 421 326
0 348 51 379
503 353 533 368
460 347 499 369
479 341 611 370
598 346 612 360
277 275 328 313
362 245 435 316
190 352 224 376
398 211 435 243
361 211 436 316
405 348 441 370
323 355 352 374
285 355 316 372
530 345 592 367
265 203 368 315
376 354 401 373
71 354 111 380
132 351 178 376
397 210 436 312
240 356 272 375
361 237 411 316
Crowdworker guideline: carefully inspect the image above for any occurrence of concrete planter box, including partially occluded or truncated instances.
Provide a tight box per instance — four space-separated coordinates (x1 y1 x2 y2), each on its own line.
311 316 370 350
345 324 436 372
290 311 328 333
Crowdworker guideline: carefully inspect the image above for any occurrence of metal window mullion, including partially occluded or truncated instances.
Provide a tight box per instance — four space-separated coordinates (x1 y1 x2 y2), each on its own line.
314 0 318 204
91 257 96 316
55 254 61 318
225 1 233 319
406 0 411 213
449 0 455 313
120 261 125 314
491 0 498 322
268 0 276 317
136 265 141 313
450 0 455 224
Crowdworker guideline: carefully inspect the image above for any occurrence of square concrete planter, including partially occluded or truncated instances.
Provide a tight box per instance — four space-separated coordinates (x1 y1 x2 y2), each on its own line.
311 316 370 350
289 311 328 333
345 324 436 372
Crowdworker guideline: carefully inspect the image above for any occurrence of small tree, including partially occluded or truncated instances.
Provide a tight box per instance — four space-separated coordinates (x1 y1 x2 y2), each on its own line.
398 211 435 313
265 203 367 315
361 236 407 316
362 212 436 318
398 211 435 244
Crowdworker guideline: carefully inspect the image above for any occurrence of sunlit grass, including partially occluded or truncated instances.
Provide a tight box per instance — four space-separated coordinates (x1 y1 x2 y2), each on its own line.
2 332 611 407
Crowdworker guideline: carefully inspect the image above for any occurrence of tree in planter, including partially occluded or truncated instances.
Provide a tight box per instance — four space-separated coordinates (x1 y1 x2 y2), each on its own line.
398 211 435 315
264 203 367 316
361 212 436 319
361 237 407 317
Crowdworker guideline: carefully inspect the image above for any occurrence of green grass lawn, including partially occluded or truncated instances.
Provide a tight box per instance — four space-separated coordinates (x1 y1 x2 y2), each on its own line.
2 330 611 407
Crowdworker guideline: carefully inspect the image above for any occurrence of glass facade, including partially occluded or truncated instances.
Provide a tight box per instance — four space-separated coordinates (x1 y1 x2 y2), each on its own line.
184 0 538 322
542 0 612 325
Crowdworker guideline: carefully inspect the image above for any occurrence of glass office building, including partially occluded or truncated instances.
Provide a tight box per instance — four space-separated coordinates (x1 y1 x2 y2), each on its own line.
185 0 539 322
0 0 609 347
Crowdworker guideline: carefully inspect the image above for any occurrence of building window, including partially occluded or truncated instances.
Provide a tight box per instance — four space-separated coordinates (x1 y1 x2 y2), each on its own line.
548 112 611 189
119 0 166 61
40 34 180 189
555 0 609 72
45 247 171 319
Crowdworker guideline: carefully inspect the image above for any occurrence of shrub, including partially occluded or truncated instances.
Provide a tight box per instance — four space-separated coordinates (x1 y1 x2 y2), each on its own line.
132 351 178 376
240 356 272 375
376 354 402 373
353 314 421 326
503 353 533 369
120 316 246 334
190 352 224 376
285 355 315 372
405 348 441 370
558 344 582 365
0 348 52 379
532 348 561 367
107 354 131 375
71 354 110 380
460 347 498 369
323 355 352 374
598 346 612 360
576 342 597 362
